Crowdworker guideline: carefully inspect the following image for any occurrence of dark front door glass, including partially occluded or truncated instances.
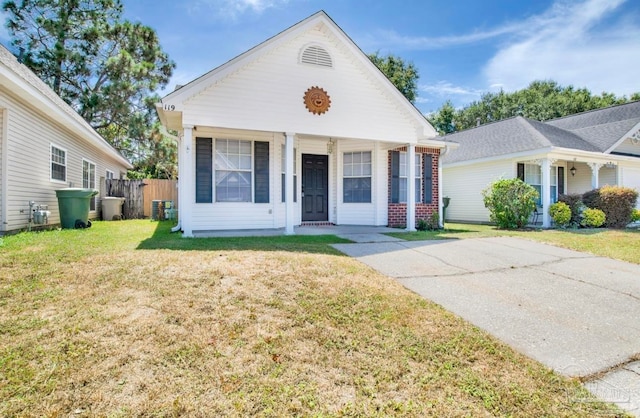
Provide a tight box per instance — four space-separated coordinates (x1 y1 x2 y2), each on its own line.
302 154 328 221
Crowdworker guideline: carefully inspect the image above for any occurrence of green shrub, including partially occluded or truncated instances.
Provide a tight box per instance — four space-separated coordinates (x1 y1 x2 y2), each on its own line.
581 188 601 210
632 208 640 223
580 208 606 228
558 194 583 226
482 178 538 229
582 186 639 228
416 212 440 231
549 202 571 228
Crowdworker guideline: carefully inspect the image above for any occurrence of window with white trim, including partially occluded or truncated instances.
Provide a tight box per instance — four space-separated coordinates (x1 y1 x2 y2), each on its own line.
215 139 252 202
106 170 115 180
343 151 372 203
51 144 66 182
399 152 421 203
83 159 96 211
281 144 297 202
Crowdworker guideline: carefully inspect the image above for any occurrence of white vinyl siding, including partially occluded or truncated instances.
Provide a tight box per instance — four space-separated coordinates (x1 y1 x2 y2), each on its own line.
0 85 129 233
443 159 514 223
182 27 425 143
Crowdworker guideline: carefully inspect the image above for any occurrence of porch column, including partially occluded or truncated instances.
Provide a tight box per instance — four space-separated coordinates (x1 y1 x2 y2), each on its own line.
406 143 416 231
181 125 194 237
285 132 295 235
438 146 445 228
588 163 602 189
541 158 551 228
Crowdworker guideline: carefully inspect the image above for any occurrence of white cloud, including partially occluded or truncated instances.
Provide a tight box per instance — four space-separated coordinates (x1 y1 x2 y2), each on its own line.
484 0 640 97
188 0 290 20
418 81 484 108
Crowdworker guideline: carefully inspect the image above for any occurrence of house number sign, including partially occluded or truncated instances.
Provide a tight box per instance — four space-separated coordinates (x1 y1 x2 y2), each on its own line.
303 86 331 115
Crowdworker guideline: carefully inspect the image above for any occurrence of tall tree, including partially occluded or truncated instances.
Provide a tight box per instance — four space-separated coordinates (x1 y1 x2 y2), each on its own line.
427 100 457 134
429 80 638 134
3 0 175 163
369 52 419 103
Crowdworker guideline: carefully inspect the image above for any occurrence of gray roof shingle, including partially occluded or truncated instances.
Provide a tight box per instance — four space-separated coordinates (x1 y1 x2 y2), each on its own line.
443 101 640 164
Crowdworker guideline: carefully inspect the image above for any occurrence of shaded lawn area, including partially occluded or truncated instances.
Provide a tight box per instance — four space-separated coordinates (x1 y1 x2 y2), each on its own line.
0 220 629 416
390 223 640 264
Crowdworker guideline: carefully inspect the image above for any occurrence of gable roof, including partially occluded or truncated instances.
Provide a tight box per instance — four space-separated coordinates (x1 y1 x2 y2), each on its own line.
546 101 640 152
158 11 439 141
443 101 640 164
0 45 132 168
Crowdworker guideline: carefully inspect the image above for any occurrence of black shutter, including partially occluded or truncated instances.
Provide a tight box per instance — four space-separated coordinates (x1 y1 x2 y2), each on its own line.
517 163 525 181
558 166 565 195
195 138 212 203
391 151 400 203
254 141 269 203
423 154 432 203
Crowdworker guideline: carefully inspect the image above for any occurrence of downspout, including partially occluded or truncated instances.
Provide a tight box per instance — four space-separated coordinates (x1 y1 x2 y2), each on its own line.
160 126 182 233
438 144 449 228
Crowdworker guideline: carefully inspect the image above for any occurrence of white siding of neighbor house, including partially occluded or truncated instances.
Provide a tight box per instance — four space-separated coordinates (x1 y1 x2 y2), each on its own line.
182 24 422 143
599 166 617 187
0 88 128 233
443 159 514 223
566 162 593 194
613 138 640 156
619 165 640 209
0 108 4 230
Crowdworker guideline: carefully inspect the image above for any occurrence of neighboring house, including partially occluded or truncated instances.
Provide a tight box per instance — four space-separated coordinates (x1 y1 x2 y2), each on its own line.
156 11 454 237
442 101 640 227
0 45 132 234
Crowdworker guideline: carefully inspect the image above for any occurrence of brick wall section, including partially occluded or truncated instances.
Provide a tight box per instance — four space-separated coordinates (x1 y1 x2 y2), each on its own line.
387 146 440 227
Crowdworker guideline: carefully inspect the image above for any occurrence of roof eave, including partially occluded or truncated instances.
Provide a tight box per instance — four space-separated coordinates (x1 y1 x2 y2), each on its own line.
0 63 132 169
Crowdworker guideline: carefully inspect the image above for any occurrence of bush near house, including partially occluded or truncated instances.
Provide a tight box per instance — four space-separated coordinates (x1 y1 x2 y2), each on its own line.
582 186 639 228
549 202 571 228
417 212 440 231
581 208 606 228
482 178 538 229
558 194 584 227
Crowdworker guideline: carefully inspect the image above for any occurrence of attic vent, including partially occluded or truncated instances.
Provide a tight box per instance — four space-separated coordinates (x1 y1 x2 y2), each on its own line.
300 45 333 68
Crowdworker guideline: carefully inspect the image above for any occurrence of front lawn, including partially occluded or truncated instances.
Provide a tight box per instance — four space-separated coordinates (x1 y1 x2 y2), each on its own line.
0 221 628 416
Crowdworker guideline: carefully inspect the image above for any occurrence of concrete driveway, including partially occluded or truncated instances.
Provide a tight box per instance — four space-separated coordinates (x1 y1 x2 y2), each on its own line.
333 236 640 416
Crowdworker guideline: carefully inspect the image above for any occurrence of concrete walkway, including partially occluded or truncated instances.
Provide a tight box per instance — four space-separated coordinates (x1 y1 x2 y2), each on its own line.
333 236 640 416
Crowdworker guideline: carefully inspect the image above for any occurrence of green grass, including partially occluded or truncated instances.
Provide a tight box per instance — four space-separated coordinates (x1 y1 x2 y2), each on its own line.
389 223 640 264
0 220 631 416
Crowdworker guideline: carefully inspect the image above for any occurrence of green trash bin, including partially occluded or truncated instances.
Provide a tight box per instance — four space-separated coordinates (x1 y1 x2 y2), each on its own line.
55 188 99 229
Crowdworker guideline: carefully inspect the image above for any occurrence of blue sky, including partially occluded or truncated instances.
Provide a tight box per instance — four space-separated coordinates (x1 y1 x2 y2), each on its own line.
3 0 639 114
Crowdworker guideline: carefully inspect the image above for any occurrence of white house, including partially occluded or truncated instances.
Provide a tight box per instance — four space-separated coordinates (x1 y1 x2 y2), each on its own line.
442 101 640 227
0 45 132 234
156 11 454 237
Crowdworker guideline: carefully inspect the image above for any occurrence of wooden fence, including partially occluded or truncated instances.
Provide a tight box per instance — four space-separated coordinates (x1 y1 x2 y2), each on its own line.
142 179 178 218
104 179 177 219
